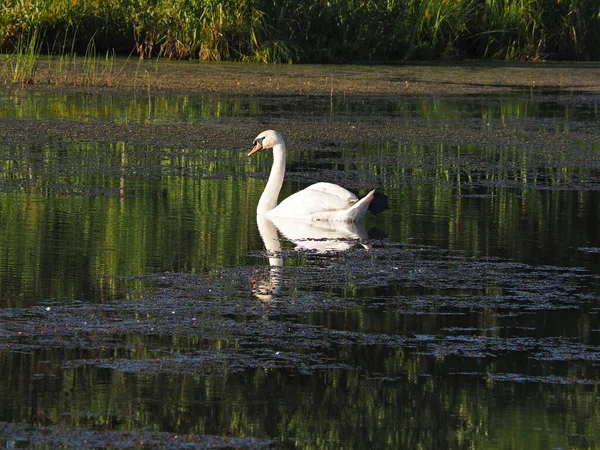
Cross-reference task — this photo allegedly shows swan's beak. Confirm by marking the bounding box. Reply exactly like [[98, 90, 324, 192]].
[[248, 141, 263, 157]]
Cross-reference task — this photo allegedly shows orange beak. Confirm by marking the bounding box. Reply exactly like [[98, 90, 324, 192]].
[[248, 141, 262, 157]]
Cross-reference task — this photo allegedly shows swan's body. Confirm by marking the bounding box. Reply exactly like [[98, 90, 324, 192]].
[[249, 130, 375, 222]]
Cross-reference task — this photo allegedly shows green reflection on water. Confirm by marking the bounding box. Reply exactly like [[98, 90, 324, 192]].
[[2, 138, 596, 306], [0, 91, 264, 124], [0, 86, 599, 449], [0, 138, 270, 306], [3, 84, 596, 126], [1, 345, 599, 449]]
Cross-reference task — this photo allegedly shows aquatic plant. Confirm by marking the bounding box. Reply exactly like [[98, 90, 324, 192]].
[[8, 26, 43, 84], [53, 26, 79, 85], [43, 27, 119, 87], [81, 35, 117, 86], [478, 0, 545, 59], [0, 0, 599, 63], [405, 0, 478, 59]]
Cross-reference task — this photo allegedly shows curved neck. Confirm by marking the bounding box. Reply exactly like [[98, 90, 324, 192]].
[[257, 142, 286, 215]]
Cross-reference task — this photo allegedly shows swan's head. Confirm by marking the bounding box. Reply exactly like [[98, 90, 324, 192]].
[[248, 130, 284, 157]]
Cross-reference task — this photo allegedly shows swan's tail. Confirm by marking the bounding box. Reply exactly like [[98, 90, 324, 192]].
[[342, 189, 375, 222]]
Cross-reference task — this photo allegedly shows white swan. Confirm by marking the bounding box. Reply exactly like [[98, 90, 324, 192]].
[[248, 130, 375, 222]]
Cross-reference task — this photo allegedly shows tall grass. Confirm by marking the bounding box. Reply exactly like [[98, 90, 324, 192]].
[[54, 26, 78, 85], [1, 0, 599, 64], [9, 27, 43, 84], [406, 0, 478, 59], [43, 27, 120, 87], [479, 0, 544, 59]]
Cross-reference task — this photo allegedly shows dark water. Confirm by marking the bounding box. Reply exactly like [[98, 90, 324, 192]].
[[0, 82, 599, 449]]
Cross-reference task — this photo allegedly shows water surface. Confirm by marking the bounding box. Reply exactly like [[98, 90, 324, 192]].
[[0, 72, 599, 448]]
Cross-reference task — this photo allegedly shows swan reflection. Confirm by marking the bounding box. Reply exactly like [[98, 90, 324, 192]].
[[253, 216, 370, 301]]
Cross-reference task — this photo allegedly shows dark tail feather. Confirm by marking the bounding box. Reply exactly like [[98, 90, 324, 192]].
[[368, 192, 389, 215]]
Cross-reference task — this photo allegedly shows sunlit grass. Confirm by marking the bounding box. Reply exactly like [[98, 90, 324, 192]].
[[81, 36, 118, 86], [8, 27, 43, 84], [0, 0, 598, 68]]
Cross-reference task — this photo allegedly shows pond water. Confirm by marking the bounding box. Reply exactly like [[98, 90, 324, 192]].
[[0, 79, 599, 449]]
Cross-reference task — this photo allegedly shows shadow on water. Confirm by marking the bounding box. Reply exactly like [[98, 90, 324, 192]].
[[0, 73, 600, 448]]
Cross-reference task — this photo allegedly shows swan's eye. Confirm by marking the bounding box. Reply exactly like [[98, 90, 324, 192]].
[[253, 137, 265, 146]]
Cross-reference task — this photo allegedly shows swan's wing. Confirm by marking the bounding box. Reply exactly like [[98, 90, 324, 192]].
[[306, 182, 358, 203], [273, 182, 358, 217]]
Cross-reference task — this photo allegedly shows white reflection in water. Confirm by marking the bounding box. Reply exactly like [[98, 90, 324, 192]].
[[254, 215, 370, 301]]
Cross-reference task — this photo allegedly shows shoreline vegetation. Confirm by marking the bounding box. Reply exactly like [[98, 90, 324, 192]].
[[1, 1, 599, 68], [1, 1, 599, 91], [2, 56, 600, 97]]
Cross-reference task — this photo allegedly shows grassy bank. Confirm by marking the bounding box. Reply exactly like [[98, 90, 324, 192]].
[[1, 0, 599, 65]]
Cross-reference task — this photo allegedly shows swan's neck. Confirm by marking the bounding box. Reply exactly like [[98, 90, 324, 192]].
[[257, 142, 286, 215]]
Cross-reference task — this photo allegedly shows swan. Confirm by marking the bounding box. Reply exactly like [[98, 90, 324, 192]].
[[248, 130, 375, 222]]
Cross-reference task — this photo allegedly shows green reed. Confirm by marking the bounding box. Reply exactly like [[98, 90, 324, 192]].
[[8, 27, 43, 84], [83, 36, 98, 85], [55, 26, 78, 85], [0, 0, 598, 66]]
